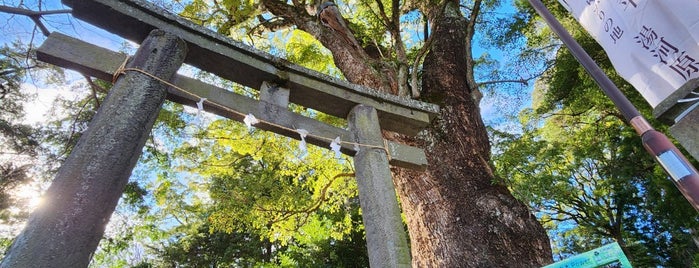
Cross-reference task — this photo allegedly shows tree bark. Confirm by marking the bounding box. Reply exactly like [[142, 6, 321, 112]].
[[389, 2, 552, 266], [0, 30, 187, 268]]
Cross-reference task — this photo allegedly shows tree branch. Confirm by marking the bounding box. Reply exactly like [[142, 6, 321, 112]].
[[82, 74, 105, 108], [476, 78, 528, 87], [388, 0, 410, 97], [410, 5, 446, 99], [0, 5, 72, 37], [475, 61, 553, 90], [58, 98, 91, 158], [260, 0, 311, 25], [251, 15, 293, 35], [464, 0, 482, 103], [0, 5, 72, 16], [255, 172, 353, 227], [372, 0, 391, 28]]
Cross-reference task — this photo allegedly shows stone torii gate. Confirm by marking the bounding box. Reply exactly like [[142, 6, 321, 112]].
[[0, 0, 439, 267]]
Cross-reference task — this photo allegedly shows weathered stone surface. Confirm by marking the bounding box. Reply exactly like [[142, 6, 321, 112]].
[[653, 78, 699, 124], [671, 107, 699, 161], [349, 105, 411, 268], [37, 33, 428, 170], [61, 0, 439, 136], [260, 81, 290, 107], [1, 30, 187, 268]]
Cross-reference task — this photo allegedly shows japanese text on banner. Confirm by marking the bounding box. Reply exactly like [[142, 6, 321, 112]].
[[558, 0, 699, 107]]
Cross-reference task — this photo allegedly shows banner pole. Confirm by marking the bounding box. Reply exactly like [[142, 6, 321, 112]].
[[528, 0, 699, 211]]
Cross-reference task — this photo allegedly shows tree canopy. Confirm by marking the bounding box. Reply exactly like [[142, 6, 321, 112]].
[[492, 0, 699, 266]]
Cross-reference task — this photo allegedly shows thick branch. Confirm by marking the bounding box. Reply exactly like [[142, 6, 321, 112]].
[[391, 0, 400, 26], [373, 0, 391, 27], [391, 0, 409, 97], [261, 0, 397, 93], [410, 5, 447, 99], [464, 0, 482, 103], [260, 0, 311, 25], [410, 31, 433, 98], [372, 0, 409, 96]]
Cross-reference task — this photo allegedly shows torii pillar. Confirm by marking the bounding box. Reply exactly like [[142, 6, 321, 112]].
[[0, 30, 187, 268], [349, 104, 411, 267]]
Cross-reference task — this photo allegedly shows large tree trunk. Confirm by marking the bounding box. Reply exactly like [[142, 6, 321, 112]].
[[262, 0, 552, 266], [390, 3, 552, 266]]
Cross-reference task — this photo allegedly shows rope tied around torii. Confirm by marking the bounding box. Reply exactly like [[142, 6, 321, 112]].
[[112, 56, 393, 160]]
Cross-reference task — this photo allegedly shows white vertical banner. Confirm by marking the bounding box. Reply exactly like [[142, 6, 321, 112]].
[[557, 0, 699, 107]]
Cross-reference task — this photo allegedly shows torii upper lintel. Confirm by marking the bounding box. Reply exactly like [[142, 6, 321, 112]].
[[61, 0, 439, 137]]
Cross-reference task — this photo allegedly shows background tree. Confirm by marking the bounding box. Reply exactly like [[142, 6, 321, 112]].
[[0, 37, 73, 253], [0, 42, 36, 210], [492, 0, 699, 266], [0, 42, 41, 235]]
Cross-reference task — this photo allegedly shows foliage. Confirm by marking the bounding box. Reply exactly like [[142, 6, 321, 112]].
[[150, 203, 368, 267], [493, 1, 699, 266], [139, 110, 367, 264], [0, 41, 56, 224], [0, 50, 34, 213], [284, 29, 339, 76]]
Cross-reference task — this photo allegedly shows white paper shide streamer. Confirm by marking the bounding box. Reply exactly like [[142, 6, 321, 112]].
[[196, 98, 207, 113], [330, 136, 342, 159], [194, 98, 207, 125], [296, 129, 309, 155], [243, 113, 259, 129]]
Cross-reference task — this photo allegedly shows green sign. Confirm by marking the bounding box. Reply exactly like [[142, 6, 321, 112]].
[[543, 242, 632, 268]]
